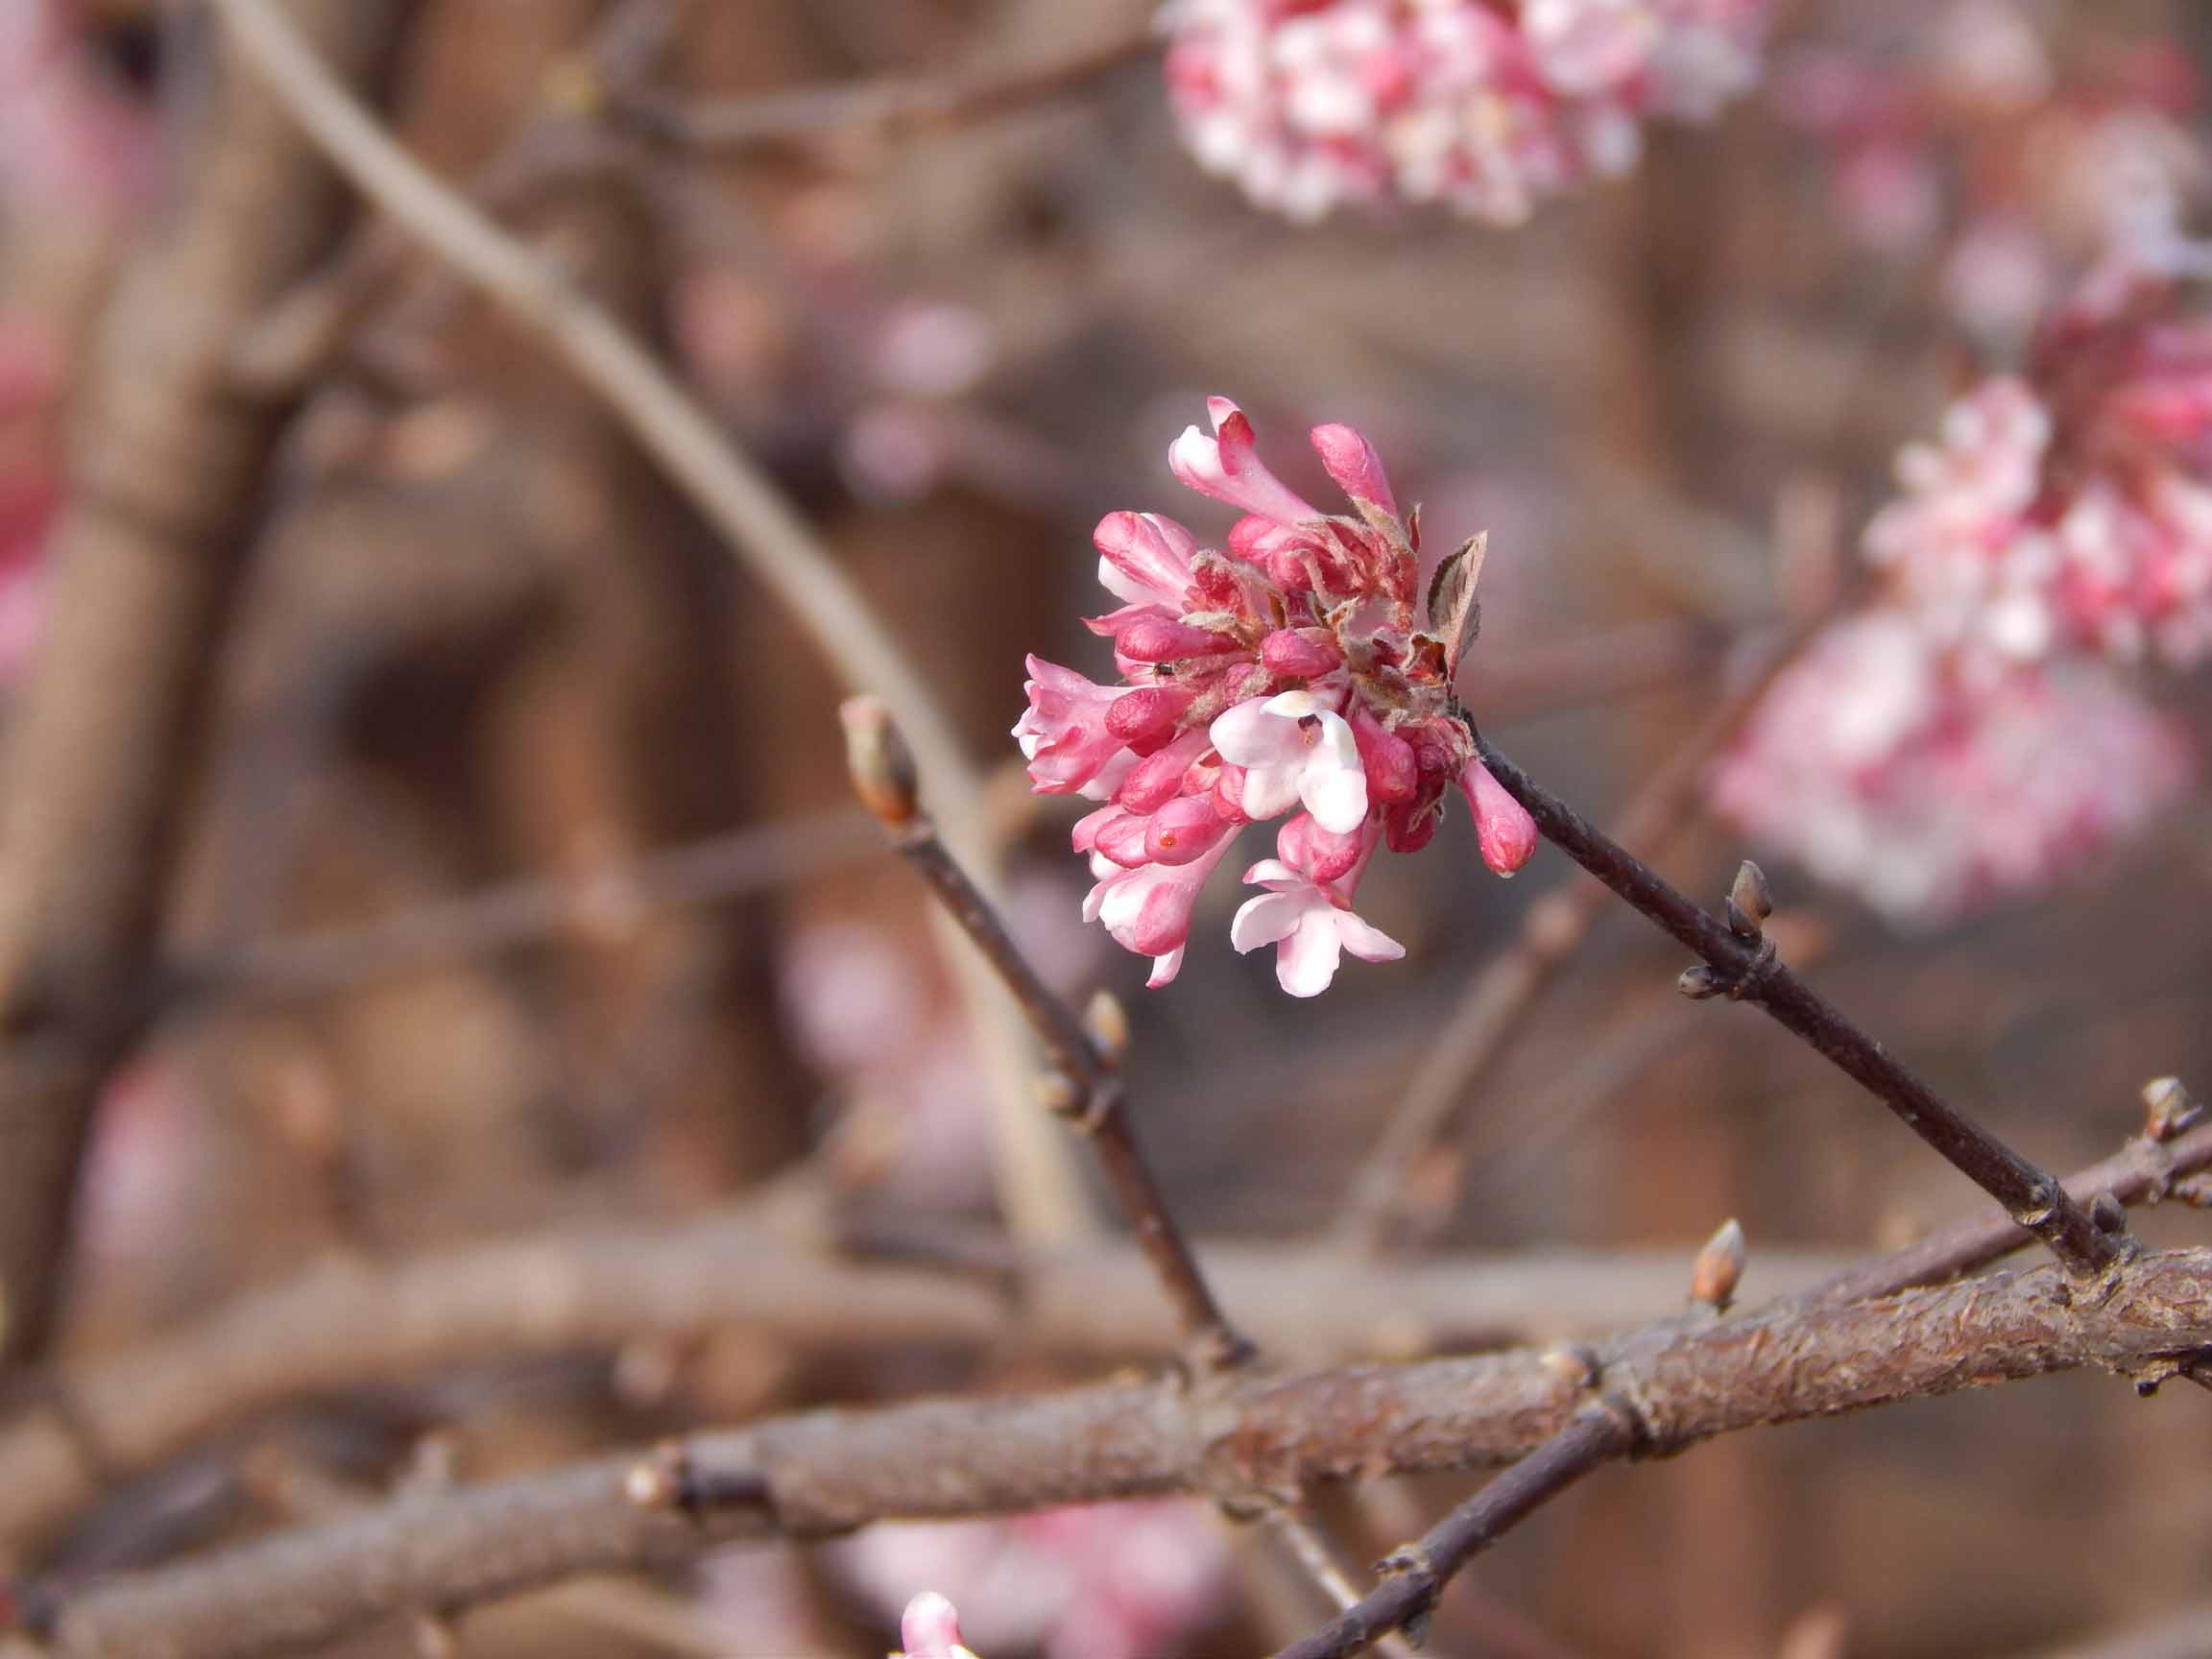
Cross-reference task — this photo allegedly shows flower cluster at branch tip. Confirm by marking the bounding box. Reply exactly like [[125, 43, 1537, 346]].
[[1712, 268, 2210, 924], [1017, 399, 1536, 995], [1163, 0, 1772, 224]]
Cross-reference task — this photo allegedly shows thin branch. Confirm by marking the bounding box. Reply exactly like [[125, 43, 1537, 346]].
[[1269, 1407, 1632, 1659], [1337, 619, 1819, 1252], [1471, 733, 2126, 1281], [1264, 1511, 1426, 1659], [841, 696, 1248, 1374], [612, 28, 1158, 155], [158, 807, 877, 1008], [204, 0, 1094, 1243], [36, 1246, 2212, 1658]]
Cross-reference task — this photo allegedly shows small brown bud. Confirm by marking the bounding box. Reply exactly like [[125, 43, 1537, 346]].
[[1678, 963, 1728, 1000], [1691, 1217, 1745, 1311], [2091, 1192, 2128, 1235], [2142, 1075, 2202, 1143], [1540, 1344, 1600, 1390], [624, 1445, 688, 1510], [1082, 990, 1131, 1067], [1034, 1071, 1081, 1117], [838, 695, 920, 827], [1730, 860, 1773, 924]]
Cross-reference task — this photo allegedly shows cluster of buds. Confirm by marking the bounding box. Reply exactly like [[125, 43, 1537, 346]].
[[1775, 0, 2202, 342], [1163, 0, 1772, 224], [1016, 399, 1536, 995], [1709, 613, 2194, 924]]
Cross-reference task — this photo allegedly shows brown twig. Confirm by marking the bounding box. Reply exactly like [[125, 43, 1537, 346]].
[[840, 697, 1248, 1374], [1471, 733, 2126, 1282], [157, 807, 877, 1008], [36, 1245, 2212, 1658], [1335, 619, 1820, 1253], [611, 28, 1158, 156], [1269, 1407, 1633, 1659]]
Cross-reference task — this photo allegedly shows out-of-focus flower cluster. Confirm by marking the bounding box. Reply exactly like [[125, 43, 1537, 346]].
[[1714, 271, 2209, 924], [1016, 398, 1536, 995], [1776, 0, 2202, 343], [844, 1503, 1224, 1659], [1163, 0, 1772, 224]]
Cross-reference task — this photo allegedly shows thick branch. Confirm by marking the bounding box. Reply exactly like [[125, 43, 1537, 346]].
[[0, 0, 414, 1364], [37, 1248, 2212, 1658], [1472, 734, 2123, 1280]]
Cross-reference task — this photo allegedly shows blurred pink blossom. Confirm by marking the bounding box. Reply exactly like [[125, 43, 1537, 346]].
[[1709, 613, 2195, 924], [1163, 0, 1770, 223], [836, 1501, 1225, 1659], [0, 0, 156, 220]]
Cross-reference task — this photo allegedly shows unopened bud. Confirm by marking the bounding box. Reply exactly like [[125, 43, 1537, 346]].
[[1034, 1071, 1080, 1117], [2142, 1076, 2202, 1142], [624, 1443, 689, 1510], [1678, 964, 1728, 1000], [839, 695, 920, 827], [1691, 1217, 1745, 1310], [1082, 990, 1130, 1066], [2091, 1192, 2128, 1235], [1540, 1343, 1600, 1390], [1727, 861, 1771, 938]]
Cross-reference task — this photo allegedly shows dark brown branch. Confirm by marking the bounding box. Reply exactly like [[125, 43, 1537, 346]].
[[1269, 1407, 1632, 1659], [1471, 733, 2125, 1281], [1338, 620, 1818, 1253], [842, 698, 1249, 1372], [0, 0, 416, 1365], [37, 1246, 2212, 1658], [612, 28, 1157, 156]]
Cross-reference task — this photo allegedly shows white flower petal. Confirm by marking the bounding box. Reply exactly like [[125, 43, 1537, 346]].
[[1231, 890, 1306, 952], [1275, 913, 1344, 997], [1145, 947, 1186, 988], [1334, 911, 1407, 964], [1210, 697, 1297, 766]]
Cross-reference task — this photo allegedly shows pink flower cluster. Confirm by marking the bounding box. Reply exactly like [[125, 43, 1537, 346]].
[[1016, 399, 1535, 995], [1866, 276, 2212, 672], [1776, 0, 2202, 341], [1163, 0, 1771, 223], [1709, 614, 2193, 924], [1715, 272, 2209, 922]]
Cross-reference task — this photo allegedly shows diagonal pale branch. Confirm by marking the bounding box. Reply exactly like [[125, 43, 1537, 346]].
[[203, 0, 1094, 1242], [34, 1246, 2212, 1658], [1472, 733, 2124, 1281]]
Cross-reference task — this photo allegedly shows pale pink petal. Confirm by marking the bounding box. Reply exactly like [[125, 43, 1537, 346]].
[[1230, 889, 1305, 952], [1274, 911, 1344, 998], [1334, 911, 1407, 964]]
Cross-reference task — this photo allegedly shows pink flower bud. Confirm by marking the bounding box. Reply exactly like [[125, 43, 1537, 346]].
[[899, 1592, 974, 1659], [1094, 511, 1200, 608], [1275, 811, 1364, 885], [1145, 795, 1238, 865], [1106, 685, 1197, 755], [1349, 706, 1419, 804], [1117, 729, 1211, 814], [1169, 398, 1320, 526], [1114, 616, 1242, 663], [1460, 758, 1539, 876], [1261, 628, 1342, 678], [1310, 422, 1398, 515]]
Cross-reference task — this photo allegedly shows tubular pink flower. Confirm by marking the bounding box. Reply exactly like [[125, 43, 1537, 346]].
[[1309, 422, 1398, 514], [1014, 657, 1129, 798], [1094, 511, 1201, 609], [1231, 820, 1403, 997], [1168, 398, 1319, 526], [1084, 830, 1243, 986], [1459, 757, 1540, 875], [1349, 706, 1419, 803], [1210, 689, 1368, 832], [1112, 614, 1245, 663], [1144, 793, 1242, 866], [898, 1592, 979, 1659]]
